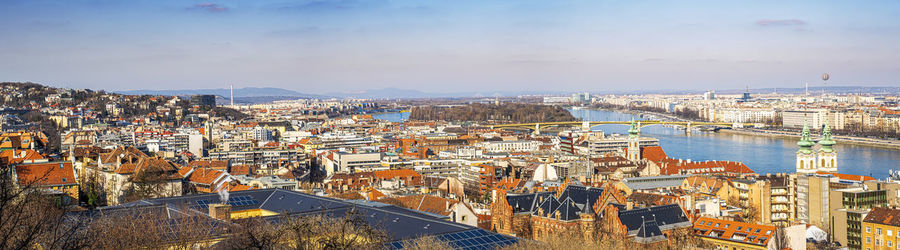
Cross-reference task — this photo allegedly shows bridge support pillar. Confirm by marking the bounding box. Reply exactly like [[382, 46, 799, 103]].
[[685, 122, 692, 135], [534, 123, 541, 135], [582, 121, 590, 131]]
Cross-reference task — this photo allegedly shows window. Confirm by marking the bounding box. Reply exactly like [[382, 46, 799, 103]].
[[868, 226, 872, 233], [879, 228, 883, 235], [716, 223, 720, 227], [878, 239, 882, 246], [766, 230, 772, 235], [889, 240, 893, 247], [868, 237, 872, 244], [724, 224, 730, 228]]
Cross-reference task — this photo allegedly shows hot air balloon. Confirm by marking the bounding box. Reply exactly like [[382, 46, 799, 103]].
[[822, 73, 829, 81]]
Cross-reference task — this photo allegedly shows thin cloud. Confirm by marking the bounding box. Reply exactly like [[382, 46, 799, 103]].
[[190, 3, 228, 13], [756, 19, 806, 27]]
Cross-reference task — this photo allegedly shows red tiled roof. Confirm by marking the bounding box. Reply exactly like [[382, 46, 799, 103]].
[[372, 169, 421, 179], [816, 171, 875, 181], [864, 207, 900, 226], [693, 217, 776, 247], [0, 149, 45, 164], [187, 167, 226, 185], [15, 162, 76, 186], [188, 160, 228, 170], [229, 165, 254, 176], [382, 194, 461, 216], [641, 146, 668, 162]]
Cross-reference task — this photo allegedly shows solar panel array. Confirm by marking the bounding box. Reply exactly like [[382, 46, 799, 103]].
[[386, 229, 518, 250], [195, 195, 261, 210]]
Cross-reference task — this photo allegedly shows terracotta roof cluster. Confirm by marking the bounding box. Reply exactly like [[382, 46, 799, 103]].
[[384, 194, 464, 216], [372, 169, 422, 181], [683, 176, 726, 193], [693, 217, 776, 247], [99, 146, 148, 164], [14, 162, 76, 186], [0, 149, 45, 164], [628, 192, 680, 207], [187, 160, 229, 170], [114, 156, 181, 177], [640, 146, 668, 162], [0, 131, 48, 149], [227, 165, 255, 176], [816, 171, 875, 182], [641, 146, 755, 176], [863, 207, 900, 226]]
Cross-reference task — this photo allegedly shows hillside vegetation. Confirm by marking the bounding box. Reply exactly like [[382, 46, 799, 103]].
[[410, 103, 576, 123]]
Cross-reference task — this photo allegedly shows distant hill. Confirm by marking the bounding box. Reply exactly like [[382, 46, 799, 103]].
[[118, 87, 327, 99], [328, 88, 573, 99]]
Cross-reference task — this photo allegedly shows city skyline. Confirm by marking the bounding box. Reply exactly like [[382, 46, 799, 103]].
[[2, 1, 899, 94]]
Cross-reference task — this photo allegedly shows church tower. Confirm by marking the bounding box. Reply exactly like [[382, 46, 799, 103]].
[[627, 119, 641, 162], [796, 120, 817, 174], [816, 116, 838, 173]]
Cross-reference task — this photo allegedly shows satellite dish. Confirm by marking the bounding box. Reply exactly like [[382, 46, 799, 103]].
[[822, 73, 830, 81]]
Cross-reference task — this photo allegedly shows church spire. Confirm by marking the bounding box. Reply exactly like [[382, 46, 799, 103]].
[[628, 119, 640, 138], [819, 115, 836, 152], [797, 119, 814, 154]]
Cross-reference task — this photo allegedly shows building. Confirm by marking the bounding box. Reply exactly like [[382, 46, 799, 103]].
[[796, 119, 838, 174], [831, 187, 887, 249], [588, 137, 659, 156], [783, 109, 845, 130], [626, 120, 640, 161], [692, 217, 776, 249], [13, 162, 79, 205], [862, 207, 900, 250], [88, 188, 519, 249], [383, 194, 478, 227], [477, 140, 540, 153]]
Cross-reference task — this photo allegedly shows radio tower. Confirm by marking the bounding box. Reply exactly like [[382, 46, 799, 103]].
[[230, 84, 234, 108]]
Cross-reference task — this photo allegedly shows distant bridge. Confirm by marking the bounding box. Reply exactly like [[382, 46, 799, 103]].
[[488, 120, 757, 134]]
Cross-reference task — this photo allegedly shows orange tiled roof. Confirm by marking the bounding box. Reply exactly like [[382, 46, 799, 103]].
[[229, 165, 254, 176], [641, 146, 668, 162], [115, 157, 180, 176], [187, 167, 227, 185], [864, 207, 900, 226], [372, 169, 421, 179], [188, 160, 229, 170], [0, 149, 45, 164], [816, 171, 875, 181], [15, 162, 76, 186], [693, 217, 776, 247], [383, 194, 460, 216]]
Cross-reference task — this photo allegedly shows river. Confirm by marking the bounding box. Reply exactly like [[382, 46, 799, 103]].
[[375, 109, 900, 178]]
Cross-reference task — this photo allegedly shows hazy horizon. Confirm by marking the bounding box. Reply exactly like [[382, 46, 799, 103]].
[[2, 1, 899, 94]]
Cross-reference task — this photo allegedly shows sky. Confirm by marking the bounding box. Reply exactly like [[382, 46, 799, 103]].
[[1, 0, 899, 94]]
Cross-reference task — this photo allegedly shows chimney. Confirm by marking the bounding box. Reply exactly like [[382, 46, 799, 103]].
[[209, 204, 232, 222]]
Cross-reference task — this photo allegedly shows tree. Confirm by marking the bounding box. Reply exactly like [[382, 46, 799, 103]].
[[772, 226, 790, 250]]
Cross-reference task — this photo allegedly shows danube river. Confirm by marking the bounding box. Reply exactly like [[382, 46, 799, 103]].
[[375, 109, 900, 178]]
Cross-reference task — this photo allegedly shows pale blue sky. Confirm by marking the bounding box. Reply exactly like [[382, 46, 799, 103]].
[[1, 0, 898, 94]]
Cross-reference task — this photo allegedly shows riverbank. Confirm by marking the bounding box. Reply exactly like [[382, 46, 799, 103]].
[[719, 128, 900, 151], [586, 107, 900, 151]]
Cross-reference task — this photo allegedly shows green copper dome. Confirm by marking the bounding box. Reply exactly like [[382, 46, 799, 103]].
[[797, 121, 814, 153], [819, 116, 836, 152], [628, 119, 640, 137]]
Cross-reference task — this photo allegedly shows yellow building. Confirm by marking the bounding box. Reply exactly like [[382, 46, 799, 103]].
[[861, 207, 900, 250]]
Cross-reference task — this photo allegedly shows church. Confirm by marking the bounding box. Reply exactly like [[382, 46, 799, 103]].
[[796, 118, 837, 173]]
